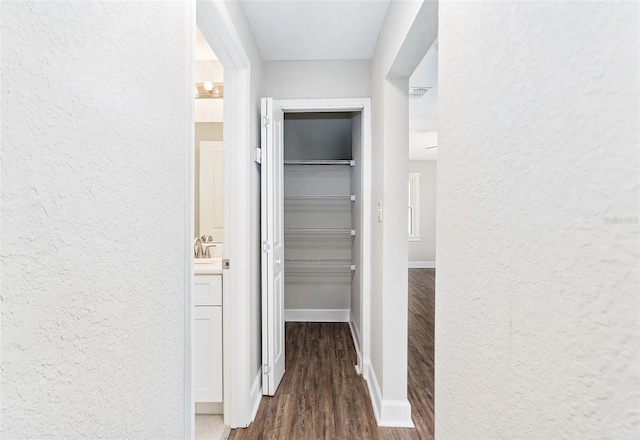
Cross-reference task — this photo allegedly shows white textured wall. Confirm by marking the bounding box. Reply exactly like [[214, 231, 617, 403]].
[[262, 60, 370, 99], [1, 2, 190, 437], [408, 160, 436, 263], [436, 2, 639, 438]]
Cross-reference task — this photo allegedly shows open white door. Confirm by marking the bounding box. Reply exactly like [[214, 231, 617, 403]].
[[260, 97, 285, 396]]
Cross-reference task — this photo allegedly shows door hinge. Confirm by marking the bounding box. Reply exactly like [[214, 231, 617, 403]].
[[262, 241, 271, 252], [263, 115, 270, 127], [255, 147, 262, 164], [263, 364, 271, 375]]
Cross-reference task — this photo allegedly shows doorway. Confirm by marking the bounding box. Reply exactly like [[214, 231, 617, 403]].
[[405, 37, 438, 438], [187, 1, 255, 436], [260, 98, 372, 395]]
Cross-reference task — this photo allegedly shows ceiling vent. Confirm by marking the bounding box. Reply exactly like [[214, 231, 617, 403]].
[[409, 87, 432, 99]]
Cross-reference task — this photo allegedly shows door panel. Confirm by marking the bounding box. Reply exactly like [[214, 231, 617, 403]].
[[261, 97, 285, 396], [194, 306, 223, 402]]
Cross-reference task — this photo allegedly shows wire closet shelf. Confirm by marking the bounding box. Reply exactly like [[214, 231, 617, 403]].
[[284, 228, 356, 238], [284, 259, 356, 273], [284, 160, 355, 166]]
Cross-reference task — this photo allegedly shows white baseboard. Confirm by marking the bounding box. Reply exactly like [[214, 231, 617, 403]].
[[250, 368, 262, 422], [284, 309, 350, 322], [408, 260, 435, 269], [365, 364, 415, 428], [348, 312, 363, 374]]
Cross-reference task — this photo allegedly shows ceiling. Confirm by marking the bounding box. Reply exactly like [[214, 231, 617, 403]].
[[230, 1, 438, 160], [239, 0, 391, 61]]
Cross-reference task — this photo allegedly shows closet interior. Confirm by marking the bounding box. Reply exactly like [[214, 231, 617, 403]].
[[283, 111, 363, 323]]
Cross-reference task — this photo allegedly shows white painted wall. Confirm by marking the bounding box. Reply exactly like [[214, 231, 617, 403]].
[[408, 160, 436, 264], [436, 2, 639, 438], [262, 60, 370, 99], [1, 2, 190, 437], [369, 0, 435, 426]]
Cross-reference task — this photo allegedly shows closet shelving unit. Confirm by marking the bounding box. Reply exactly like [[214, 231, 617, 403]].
[[283, 160, 356, 275]]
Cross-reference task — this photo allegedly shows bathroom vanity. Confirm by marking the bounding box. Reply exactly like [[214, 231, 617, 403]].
[[194, 259, 223, 412]]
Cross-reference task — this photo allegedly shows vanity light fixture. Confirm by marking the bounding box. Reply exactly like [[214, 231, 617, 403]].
[[195, 82, 224, 99]]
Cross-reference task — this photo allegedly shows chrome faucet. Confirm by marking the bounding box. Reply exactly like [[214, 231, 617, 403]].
[[194, 237, 205, 258]]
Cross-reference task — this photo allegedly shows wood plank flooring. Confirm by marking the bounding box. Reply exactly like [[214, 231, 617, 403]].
[[229, 269, 435, 440]]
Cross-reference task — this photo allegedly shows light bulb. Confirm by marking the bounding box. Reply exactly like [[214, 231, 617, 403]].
[[203, 81, 214, 92]]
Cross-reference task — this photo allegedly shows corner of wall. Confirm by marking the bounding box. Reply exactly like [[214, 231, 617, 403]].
[[365, 363, 414, 428]]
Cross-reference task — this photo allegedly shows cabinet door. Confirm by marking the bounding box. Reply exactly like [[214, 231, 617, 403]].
[[194, 275, 222, 306], [194, 306, 223, 403]]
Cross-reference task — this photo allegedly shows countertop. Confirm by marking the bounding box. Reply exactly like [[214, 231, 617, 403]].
[[194, 257, 223, 275]]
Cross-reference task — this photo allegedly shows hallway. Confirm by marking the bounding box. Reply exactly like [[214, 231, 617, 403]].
[[230, 268, 435, 439]]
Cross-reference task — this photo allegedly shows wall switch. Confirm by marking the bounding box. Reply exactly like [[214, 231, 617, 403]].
[[377, 201, 383, 222]]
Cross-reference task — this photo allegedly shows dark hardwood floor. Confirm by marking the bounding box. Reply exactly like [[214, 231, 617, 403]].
[[229, 269, 435, 440]]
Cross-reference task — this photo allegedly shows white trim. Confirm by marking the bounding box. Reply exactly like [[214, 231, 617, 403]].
[[197, 0, 253, 430], [285, 309, 350, 322], [408, 261, 436, 269], [348, 312, 363, 374], [408, 237, 421, 242], [185, 1, 196, 438], [365, 363, 383, 424], [250, 368, 262, 421], [365, 364, 415, 428]]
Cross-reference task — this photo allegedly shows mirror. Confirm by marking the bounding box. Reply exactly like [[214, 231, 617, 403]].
[[195, 26, 224, 244]]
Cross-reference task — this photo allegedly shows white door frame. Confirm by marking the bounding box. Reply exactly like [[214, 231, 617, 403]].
[[270, 98, 372, 378], [186, 0, 253, 435]]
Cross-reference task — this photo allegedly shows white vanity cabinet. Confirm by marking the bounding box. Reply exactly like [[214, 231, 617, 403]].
[[194, 274, 223, 404]]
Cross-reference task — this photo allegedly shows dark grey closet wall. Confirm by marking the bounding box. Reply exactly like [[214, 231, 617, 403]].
[[284, 113, 352, 160]]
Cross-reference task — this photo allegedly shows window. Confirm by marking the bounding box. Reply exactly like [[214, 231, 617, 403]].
[[408, 172, 420, 241]]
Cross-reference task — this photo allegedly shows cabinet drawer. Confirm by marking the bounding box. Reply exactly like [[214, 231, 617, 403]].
[[194, 275, 222, 306]]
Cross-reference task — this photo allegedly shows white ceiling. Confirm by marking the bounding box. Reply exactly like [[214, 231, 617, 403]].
[[196, 26, 218, 61], [230, 2, 438, 159], [409, 39, 438, 160], [240, 0, 391, 61]]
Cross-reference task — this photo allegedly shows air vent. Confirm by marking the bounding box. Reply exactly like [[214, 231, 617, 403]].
[[409, 87, 432, 99]]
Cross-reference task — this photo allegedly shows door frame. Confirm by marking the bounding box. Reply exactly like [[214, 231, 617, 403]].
[[187, 0, 253, 435], [267, 98, 372, 379]]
